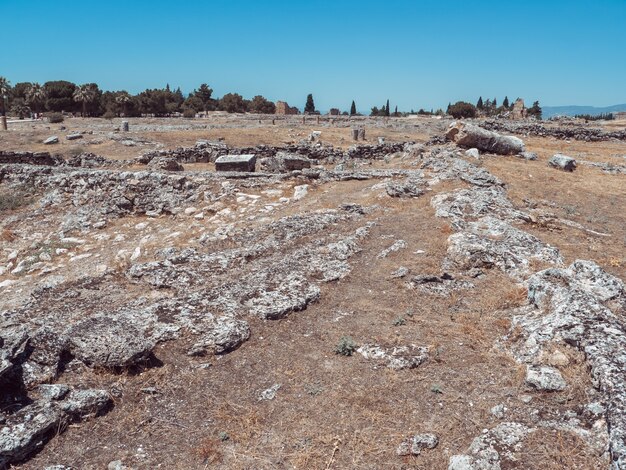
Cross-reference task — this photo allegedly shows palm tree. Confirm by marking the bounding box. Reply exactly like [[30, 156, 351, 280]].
[[26, 83, 47, 114], [115, 92, 131, 117], [73, 84, 96, 117], [0, 77, 10, 125]]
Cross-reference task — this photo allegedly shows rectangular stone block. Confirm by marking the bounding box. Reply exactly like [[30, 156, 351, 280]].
[[215, 154, 256, 172]]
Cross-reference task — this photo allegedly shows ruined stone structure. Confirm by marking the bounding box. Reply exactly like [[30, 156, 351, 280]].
[[275, 101, 299, 115], [511, 98, 527, 120]]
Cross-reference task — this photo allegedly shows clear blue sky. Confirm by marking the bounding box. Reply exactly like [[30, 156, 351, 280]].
[[2, 0, 625, 112]]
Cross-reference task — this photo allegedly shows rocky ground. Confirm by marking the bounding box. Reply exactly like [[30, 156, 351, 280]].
[[1, 115, 625, 469]]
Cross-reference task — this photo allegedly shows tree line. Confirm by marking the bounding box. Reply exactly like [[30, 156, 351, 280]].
[[446, 97, 542, 120], [0, 78, 280, 118], [0, 76, 543, 120]]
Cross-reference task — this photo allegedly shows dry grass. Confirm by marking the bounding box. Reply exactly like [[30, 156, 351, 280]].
[[0, 190, 32, 212], [520, 428, 608, 469]]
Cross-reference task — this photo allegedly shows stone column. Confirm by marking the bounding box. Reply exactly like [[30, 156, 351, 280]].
[[358, 128, 366, 141], [352, 128, 359, 141], [121, 121, 129, 132]]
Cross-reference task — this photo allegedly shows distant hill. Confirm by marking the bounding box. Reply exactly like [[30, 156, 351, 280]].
[[542, 104, 626, 119]]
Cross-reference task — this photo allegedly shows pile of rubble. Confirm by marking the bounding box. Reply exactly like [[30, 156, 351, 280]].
[[482, 119, 626, 142]]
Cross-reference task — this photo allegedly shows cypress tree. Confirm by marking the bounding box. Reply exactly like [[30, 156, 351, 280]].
[[304, 94, 315, 114], [350, 100, 356, 116], [477, 96, 484, 110], [503, 96, 510, 109], [385, 99, 390, 117]]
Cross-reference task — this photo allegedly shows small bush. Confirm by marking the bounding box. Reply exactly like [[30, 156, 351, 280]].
[[103, 110, 116, 120], [0, 190, 32, 212], [335, 336, 357, 356], [183, 108, 196, 118], [47, 112, 64, 123]]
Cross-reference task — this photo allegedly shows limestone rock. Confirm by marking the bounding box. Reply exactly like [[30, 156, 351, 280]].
[[386, 178, 425, 198], [67, 316, 154, 367], [215, 154, 256, 172], [357, 344, 428, 370], [148, 157, 184, 171], [525, 365, 566, 391], [448, 423, 531, 470], [548, 154, 576, 171], [446, 216, 563, 280], [465, 148, 480, 159], [397, 433, 439, 456], [446, 122, 525, 155]]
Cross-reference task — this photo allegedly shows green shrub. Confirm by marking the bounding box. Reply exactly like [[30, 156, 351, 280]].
[[334, 336, 357, 356], [103, 110, 115, 120], [183, 108, 196, 118], [447, 101, 477, 119], [47, 112, 64, 123]]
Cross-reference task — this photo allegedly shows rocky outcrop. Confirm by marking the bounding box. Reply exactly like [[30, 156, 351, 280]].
[[510, 260, 626, 468], [446, 216, 563, 280], [449, 423, 532, 469], [0, 388, 110, 467], [431, 186, 530, 228]]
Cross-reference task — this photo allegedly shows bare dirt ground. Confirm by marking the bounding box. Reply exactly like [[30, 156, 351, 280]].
[[0, 115, 624, 469]]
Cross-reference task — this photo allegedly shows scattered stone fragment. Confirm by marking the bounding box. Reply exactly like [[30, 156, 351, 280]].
[[396, 433, 439, 456], [378, 240, 407, 258], [391, 267, 409, 278], [491, 404, 506, 419], [465, 148, 480, 159], [548, 154, 576, 171], [293, 184, 309, 200], [519, 151, 538, 160], [448, 423, 532, 470], [258, 384, 281, 401], [43, 136, 59, 145], [66, 133, 83, 141], [357, 344, 428, 370], [386, 178, 425, 197]]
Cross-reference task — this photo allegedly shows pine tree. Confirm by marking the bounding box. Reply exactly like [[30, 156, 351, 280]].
[[477, 97, 484, 110], [528, 101, 542, 120], [350, 100, 356, 116], [304, 94, 315, 113], [503, 96, 510, 109]]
